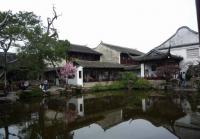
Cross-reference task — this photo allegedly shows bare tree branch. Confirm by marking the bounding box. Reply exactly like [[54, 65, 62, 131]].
[[46, 6, 60, 38]]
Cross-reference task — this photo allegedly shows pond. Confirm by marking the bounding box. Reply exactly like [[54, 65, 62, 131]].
[[0, 91, 200, 139]]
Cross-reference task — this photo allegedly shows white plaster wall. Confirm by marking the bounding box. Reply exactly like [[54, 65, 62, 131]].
[[158, 27, 199, 49], [94, 44, 121, 63], [77, 96, 84, 116], [145, 64, 157, 77], [67, 96, 84, 116], [68, 66, 83, 86]]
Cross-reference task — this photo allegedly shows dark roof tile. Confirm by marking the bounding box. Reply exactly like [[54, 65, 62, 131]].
[[100, 42, 144, 56], [131, 49, 183, 62], [74, 60, 125, 69], [69, 44, 102, 55]]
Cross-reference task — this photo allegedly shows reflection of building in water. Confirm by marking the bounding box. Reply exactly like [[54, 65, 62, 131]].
[[141, 94, 182, 112], [97, 109, 123, 131], [175, 113, 200, 139], [67, 96, 84, 117], [141, 95, 200, 139], [44, 96, 84, 126]]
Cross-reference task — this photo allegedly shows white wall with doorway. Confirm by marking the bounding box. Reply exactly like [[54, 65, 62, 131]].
[[140, 63, 157, 78], [68, 66, 83, 86]]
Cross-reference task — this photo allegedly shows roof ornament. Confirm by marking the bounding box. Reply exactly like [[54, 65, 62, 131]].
[[167, 42, 172, 58]]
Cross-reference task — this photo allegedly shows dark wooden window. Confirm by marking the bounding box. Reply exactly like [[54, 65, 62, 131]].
[[79, 71, 82, 79], [151, 65, 156, 71], [80, 104, 83, 112]]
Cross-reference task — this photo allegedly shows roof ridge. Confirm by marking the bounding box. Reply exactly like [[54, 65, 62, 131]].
[[155, 26, 199, 50], [70, 43, 88, 47], [70, 44, 102, 55], [101, 41, 138, 51], [75, 59, 122, 64]]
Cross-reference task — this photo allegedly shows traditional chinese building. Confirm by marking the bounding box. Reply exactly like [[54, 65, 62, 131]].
[[45, 44, 125, 87], [155, 26, 199, 72], [68, 60, 124, 87], [68, 44, 102, 61], [134, 26, 199, 79], [94, 41, 144, 65], [132, 49, 183, 79]]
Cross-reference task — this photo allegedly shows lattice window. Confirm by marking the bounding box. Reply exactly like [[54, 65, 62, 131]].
[[186, 48, 199, 58]]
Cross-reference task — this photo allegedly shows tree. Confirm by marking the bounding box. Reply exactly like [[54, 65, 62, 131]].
[[60, 62, 76, 84], [121, 72, 138, 90], [18, 6, 70, 79], [0, 11, 41, 94]]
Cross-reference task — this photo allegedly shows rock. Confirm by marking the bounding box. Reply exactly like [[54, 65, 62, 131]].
[[47, 86, 65, 96], [0, 91, 19, 103]]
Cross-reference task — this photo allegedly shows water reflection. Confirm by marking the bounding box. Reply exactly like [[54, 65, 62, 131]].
[[141, 94, 200, 139], [0, 92, 200, 139], [73, 119, 178, 139]]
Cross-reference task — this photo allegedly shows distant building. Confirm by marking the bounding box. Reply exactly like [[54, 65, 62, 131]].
[[68, 60, 124, 87], [94, 41, 144, 65], [68, 44, 102, 61], [133, 49, 182, 78], [136, 26, 199, 78], [67, 42, 144, 87], [45, 44, 125, 86]]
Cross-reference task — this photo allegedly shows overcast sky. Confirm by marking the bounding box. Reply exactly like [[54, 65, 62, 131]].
[[0, 0, 198, 53]]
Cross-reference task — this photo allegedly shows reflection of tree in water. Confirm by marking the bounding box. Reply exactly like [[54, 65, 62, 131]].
[[65, 103, 78, 124], [123, 97, 185, 135], [26, 98, 75, 139]]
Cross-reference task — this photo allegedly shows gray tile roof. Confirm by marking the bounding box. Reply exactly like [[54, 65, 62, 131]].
[[100, 42, 144, 56], [74, 60, 125, 69], [69, 44, 102, 55], [124, 65, 140, 70], [131, 49, 183, 62]]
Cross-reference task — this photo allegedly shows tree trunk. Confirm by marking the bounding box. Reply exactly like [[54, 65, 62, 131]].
[[4, 50, 7, 95], [50, 59, 61, 79]]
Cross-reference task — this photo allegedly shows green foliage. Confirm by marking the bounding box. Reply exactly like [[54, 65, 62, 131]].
[[0, 10, 70, 79], [194, 79, 200, 92], [0, 11, 41, 39], [134, 78, 152, 89], [186, 64, 200, 81], [91, 81, 125, 92], [15, 9, 70, 78], [121, 72, 138, 87], [120, 72, 152, 90], [91, 73, 152, 92]]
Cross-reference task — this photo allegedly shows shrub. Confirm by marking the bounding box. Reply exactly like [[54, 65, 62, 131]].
[[134, 78, 152, 89], [194, 79, 200, 92], [19, 87, 43, 99], [91, 84, 105, 92], [121, 72, 138, 88], [92, 81, 125, 92], [107, 81, 124, 90]]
